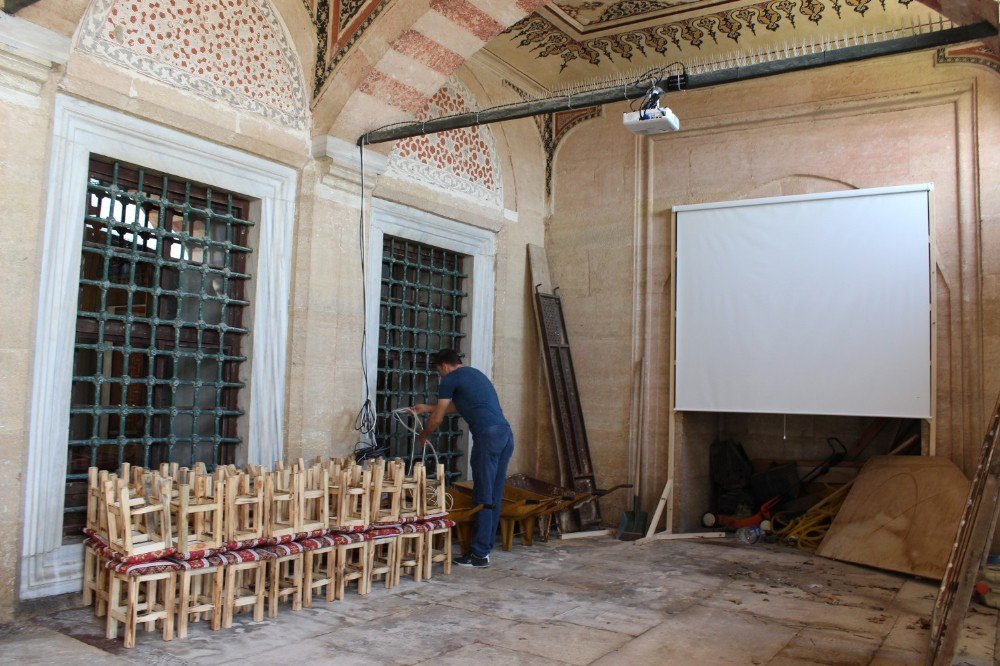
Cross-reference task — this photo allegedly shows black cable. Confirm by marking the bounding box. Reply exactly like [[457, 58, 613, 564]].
[[353, 139, 378, 454]]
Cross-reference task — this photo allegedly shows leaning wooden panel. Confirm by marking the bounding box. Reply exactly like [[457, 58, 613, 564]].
[[928, 392, 1000, 666], [816, 456, 970, 579]]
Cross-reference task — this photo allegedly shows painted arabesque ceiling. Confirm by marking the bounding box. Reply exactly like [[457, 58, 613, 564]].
[[480, 0, 951, 91]]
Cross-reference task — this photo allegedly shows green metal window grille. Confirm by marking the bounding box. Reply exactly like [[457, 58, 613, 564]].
[[376, 236, 468, 483], [63, 156, 252, 542]]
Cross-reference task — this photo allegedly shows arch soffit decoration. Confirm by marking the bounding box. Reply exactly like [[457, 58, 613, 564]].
[[73, 0, 311, 130], [310, 0, 551, 140], [385, 77, 503, 210]]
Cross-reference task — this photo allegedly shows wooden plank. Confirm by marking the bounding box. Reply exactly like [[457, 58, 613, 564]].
[[816, 456, 971, 579], [643, 479, 673, 539], [558, 529, 612, 540], [636, 531, 725, 545]]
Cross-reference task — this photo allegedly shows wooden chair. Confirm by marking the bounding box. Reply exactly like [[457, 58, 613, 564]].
[[421, 463, 448, 518], [302, 535, 338, 607], [82, 539, 110, 617], [222, 551, 271, 628], [335, 536, 369, 599], [265, 469, 298, 539], [367, 532, 398, 591], [171, 474, 224, 558], [424, 521, 454, 580], [371, 459, 403, 525], [297, 464, 329, 533], [334, 464, 370, 531], [176, 557, 225, 638], [400, 462, 422, 523], [264, 543, 305, 617], [395, 529, 424, 585], [106, 563, 178, 648], [104, 476, 173, 560], [325, 458, 347, 528], [85, 467, 111, 540], [224, 472, 265, 545]]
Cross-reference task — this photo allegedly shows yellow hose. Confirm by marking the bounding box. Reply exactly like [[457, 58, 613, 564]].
[[774, 492, 845, 552]]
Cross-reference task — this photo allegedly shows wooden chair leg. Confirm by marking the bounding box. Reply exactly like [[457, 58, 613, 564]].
[[268, 558, 280, 618], [303, 552, 314, 609], [211, 568, 224, 631], [177, 572, 191, 639], [124, 577, 140, 649], [222, 567, 237, 629], [162, 574, 175, 642], [325, 549, 337, 602], [106, 575, 121, 640], [443, 530, 452, 575], [253, 562, 266, 622]]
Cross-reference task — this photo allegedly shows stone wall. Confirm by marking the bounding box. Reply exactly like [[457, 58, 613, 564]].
[[548, 48, 1000, 530], [0, 5, 551, 618]]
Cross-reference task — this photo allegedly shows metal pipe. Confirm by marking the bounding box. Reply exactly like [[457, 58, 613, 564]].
[[358, 22, 996, 146]]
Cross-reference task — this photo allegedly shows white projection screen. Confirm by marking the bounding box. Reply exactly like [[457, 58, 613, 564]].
[[674, 185, 932, 418]]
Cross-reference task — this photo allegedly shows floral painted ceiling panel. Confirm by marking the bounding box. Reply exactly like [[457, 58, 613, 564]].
[[387, 79, 503, 209], [78, 0, 308, 128], [483, 0, 945, 90]]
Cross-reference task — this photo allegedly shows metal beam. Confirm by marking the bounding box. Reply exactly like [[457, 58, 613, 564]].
[[358, 21, 997, 146]]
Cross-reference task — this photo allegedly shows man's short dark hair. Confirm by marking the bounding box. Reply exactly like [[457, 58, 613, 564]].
[[431, 349, 462, 369]]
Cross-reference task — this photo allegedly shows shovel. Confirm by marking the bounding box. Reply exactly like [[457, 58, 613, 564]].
[[616, 494, 648, 540]]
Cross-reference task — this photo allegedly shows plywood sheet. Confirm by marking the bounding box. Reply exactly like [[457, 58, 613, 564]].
[[816, 456, 970, 579]]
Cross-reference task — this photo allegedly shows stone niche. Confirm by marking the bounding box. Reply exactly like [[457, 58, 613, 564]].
[[673, 411, 921, 531]]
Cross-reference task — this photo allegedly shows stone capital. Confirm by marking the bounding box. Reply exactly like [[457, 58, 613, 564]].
[[0, 13, 70, 105], [313, 134, 388, 195]]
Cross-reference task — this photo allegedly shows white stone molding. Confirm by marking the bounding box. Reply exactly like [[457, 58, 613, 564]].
[[0, 13, 70, 107], [0, 13, 71, 64], [21, 95, 296, 599], [365, 200, 497, 476]]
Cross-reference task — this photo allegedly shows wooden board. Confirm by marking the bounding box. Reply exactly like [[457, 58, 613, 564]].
[[816, 456, 970, 579]]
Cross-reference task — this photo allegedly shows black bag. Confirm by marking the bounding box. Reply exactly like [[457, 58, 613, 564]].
[[710, 440, 753, 492], [750, 462, 801, 505], [717, 489, 756, 517]]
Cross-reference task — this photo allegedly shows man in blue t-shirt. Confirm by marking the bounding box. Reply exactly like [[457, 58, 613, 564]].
[[410, 348, 513, 568]]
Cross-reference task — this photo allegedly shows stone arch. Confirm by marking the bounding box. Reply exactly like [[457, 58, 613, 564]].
[[73, 0, 310, 129], [384, 77, 503, 209], [315, 0, 550, 139], [745, 174, 859, 199]]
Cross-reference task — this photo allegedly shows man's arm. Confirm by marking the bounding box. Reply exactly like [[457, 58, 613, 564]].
[[410, 402, 458, 415], [419, 398, 453, 444]]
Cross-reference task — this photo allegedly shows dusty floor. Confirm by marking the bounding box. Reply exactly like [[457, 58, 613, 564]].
[[1, 536, 997, 665]]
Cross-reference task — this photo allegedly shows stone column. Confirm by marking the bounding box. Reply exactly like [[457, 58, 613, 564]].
[[283, 136, 387, 463]]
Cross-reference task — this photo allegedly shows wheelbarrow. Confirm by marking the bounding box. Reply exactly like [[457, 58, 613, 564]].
[[505, 473, 592, 542], [444, 489, 483, 556], [451, 481, 560, 551]]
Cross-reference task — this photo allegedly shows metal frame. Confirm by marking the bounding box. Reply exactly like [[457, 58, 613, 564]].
[[365, 199, 496, 483], [63, 157, 253, 539], [375, 235, 468, 481]]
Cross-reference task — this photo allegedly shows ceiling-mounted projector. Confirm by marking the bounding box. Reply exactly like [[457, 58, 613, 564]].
[[623, 104, 680, 135]]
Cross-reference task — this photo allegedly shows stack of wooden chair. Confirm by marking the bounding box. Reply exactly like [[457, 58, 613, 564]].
[[82, 456, 455, 647]]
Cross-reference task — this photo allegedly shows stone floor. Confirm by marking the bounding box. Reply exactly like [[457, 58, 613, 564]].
[[1, 536, 997, 665]]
